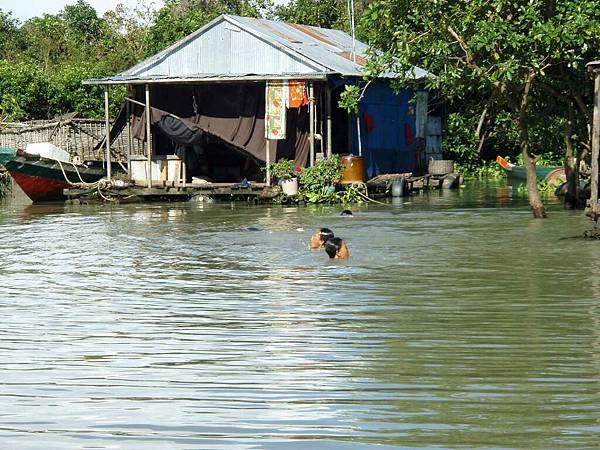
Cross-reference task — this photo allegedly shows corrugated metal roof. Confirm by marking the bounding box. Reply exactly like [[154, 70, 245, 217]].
[[85, 14, 432, 85]]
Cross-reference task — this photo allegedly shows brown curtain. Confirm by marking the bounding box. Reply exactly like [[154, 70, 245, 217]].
[[129, 83, 311, 166]]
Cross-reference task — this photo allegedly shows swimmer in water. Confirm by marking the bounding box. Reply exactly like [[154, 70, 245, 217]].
[[310, 227, 334, 249], [324, 237, 349, 259]]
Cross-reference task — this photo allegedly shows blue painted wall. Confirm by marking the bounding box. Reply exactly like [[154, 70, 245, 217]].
[[333, 79, 417, 178]]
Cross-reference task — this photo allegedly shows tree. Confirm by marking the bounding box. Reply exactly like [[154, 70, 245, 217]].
[[361, 0, 600, 218], [93, 4, 150, 72], [0, 9, 23, 59], [143, 0, 270, 56], [61, 0, 105, 49], [273, 0, 348, 30], [272, 0, 372, 36], [20, 15, 69, 69]]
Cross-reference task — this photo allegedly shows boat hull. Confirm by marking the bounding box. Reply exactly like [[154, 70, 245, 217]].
[[504, 165, 565, 182], [496, 156, 565, 182], [5, 155, 106, 202]]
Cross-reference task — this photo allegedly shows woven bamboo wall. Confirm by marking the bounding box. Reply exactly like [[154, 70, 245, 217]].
[[0, 119, 145, 161]]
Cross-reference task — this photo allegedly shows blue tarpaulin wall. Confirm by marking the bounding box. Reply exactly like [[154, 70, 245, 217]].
[[332, 78, 417, 178]]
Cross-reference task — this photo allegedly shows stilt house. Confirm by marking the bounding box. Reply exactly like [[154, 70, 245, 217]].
[[84, 14, 436, 187]]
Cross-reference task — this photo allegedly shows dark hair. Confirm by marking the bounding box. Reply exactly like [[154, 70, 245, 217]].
[[340, 209, 353, 216], [325, 237, 343, 258], [318, 227, 334, 243]]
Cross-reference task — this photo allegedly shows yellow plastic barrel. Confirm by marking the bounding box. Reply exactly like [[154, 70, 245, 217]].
[[340, 155, 365, 183]]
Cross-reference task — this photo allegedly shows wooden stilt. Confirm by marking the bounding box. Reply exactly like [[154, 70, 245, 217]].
[[326, 84, 333, 158], [309, 82, 315, 166], [126, 86, 132, 177], [104, 87, 111, 180], [266, 138, 271, 186], [145, 84, 152, 189]]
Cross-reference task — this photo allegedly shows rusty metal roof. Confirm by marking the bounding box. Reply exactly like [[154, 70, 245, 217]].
[[85, 14, 431, 85]]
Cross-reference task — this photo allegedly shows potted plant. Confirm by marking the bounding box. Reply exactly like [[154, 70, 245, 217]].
[[267, 159, 301, 195]]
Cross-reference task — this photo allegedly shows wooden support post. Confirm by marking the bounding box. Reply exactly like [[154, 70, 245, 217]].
[[145, 84, 152, 189], [266, 138, 271, 186], [326, 84, 332, 157], [126, 86, 132, 177], [104, 87, 112, 180], [309, 82, 315, 166], [591, 72, 600, 218], [356, 112, 362, 157]]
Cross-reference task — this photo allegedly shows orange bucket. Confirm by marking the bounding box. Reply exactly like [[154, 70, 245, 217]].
[[340, 155, 365, 183]]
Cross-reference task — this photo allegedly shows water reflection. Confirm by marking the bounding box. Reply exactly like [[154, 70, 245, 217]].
[[0, 181, 598, 448]]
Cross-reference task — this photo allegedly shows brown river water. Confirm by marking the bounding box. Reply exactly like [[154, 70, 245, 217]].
[[0, 181, 599, 449]]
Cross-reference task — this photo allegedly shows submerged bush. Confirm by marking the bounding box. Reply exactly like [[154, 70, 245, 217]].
[[0, 172, 11, 199]]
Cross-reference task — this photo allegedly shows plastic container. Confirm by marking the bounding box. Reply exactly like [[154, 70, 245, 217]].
[[280, 177, 298, 196], [340, 155, 365, 183], [391, 176, 407, 197]]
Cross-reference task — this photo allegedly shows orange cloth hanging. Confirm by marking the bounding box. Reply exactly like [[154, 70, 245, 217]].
[[288, 81, 309, 108]]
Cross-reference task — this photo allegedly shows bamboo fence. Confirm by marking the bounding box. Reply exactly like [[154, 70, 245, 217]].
[[0, 118, 145, 161]]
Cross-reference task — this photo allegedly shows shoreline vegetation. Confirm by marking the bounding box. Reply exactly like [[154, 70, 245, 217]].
[[0, 1, 597, 212], [267, 155, 364, 204], [0, 172, 10, 199]]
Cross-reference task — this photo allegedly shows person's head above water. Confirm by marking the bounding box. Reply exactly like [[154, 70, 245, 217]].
[[310, 228, 334, 249], [324, 237, 349, 259]]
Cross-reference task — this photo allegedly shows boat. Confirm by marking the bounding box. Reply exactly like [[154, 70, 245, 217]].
[[5, 149, 107, 202], [496, 155, 566, 183], [0, 147, 16, 166]]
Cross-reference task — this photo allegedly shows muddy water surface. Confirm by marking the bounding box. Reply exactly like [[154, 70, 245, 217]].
[[0, 182, 599, 449]]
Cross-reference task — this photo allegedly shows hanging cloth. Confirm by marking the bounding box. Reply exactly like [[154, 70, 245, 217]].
[[288, 81, 309, 109], [265, 81, 288, 139]]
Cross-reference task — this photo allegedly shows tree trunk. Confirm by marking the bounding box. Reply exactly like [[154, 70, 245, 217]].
[[518, 74, 546, 218], [564, 102, 579, 209], [521, 142, 546, 218]]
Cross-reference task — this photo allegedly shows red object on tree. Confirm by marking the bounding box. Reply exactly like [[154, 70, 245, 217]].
[[363, 112, 375, 133], [404, 123, 413, 145]]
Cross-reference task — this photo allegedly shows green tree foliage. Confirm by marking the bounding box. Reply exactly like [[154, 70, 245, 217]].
[[101, 5, 151, 71], [360, 0, 600, 217], [272, 0, 372, 36], [0, 2, 140, 121], [61, 0, 105, 48], [20, 15, 70, 70], [273, 0, 348, 30], [0, 9, 23, 59], [143, 0, 270, 56], [0, 60, 49, 120], [0, 60, 111, 120]]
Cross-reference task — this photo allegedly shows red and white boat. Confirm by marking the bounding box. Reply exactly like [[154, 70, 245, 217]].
[[5, 143, 107, 202]]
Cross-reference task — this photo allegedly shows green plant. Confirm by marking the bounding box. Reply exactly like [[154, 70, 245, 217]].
[[303, 184, 337, 203], [296, 155, 364, 204], [266, 159, 300, 181], [516, 177, 561, 198], [338, 84, 361, 114], [454, 161, 504, 180], [301, 185, 364, 204], [298, 155, 343, 192], [0, 172, 11, 199]]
